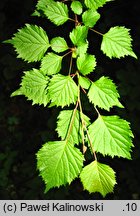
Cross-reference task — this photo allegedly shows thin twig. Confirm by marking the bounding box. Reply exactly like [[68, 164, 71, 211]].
[[65, 101, 79, 143], [86, 128, 97, 161], [68, 54, 73, 75], [90, 28, 104, 36], [77, 73, 97, 160], [62, 50, 73, 58], [94, 106, 100, 116]]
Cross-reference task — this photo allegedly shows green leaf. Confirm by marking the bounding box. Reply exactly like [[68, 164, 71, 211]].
[[88, 115, 134, 159], [79, 76, 91, 89], [101, 26, 137, 59], [70, 26, 88, 46], [76, 41, 89, 56], [50, 37, 68, 53], [6, 24, 50, 62], [48, 74, 78, 107], [11, 88, 23, 97], [71, 1, 83, 15], [77, 54, 96, 75], [84, 0, 110, 10], [40, 53, 62, 75], [36, 0, 52, 10], [82, 10, 100, 28], [56, 110, 90, 145], [20, 69, 50, 106], [44, 1, 69, 25], [88, 76, 124, 111], [37, 141, 84, 192], [32, 0, 52, 16], [80, 161, 116, 197]]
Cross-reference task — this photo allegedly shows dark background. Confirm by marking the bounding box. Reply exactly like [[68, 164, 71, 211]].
[[0, 0, 140, 199]]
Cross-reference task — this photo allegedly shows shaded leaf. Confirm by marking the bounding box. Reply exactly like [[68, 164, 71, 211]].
[[20, 69, 50, 106], [56, 110, 90, 145]]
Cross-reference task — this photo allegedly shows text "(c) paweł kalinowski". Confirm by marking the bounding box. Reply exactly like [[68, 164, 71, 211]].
[[20, 202, 103, 212]]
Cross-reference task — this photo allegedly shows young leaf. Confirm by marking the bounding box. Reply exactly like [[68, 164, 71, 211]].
[[84, 0, 111, 10], [56, 110, 90, 145], [88, 115, 134, 159], [71, 1, 83, 15], [101, 26, 137, 59], [5, 24, 50, 62], [79, 76, 91, 89], [70, 26, 88, 46], [76, 41, 89, 56], [40, 53, 62, 75], [48, 74, 78, 107], [88, 76, 124, 111], [77, 54, 96, 75], [80, 161, 116, 197], [37, 141, 84, 192], [82, 10, 100, 28], [50, 37, 68, 53], [20, 69, 50, 106], [44, 1, 69, 25]]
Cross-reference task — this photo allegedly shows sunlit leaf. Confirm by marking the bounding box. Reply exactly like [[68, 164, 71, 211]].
[[37, 141, 84, 192], [88, 115, 134, 159], [80, 161, 116, 197]]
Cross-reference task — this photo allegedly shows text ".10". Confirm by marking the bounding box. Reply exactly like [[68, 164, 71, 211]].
[[126, 203, 137, 211]]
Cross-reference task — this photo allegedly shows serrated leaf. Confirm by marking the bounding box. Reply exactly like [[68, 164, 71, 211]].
[[88, 76, 124, 111], [11, 88, 23, 97], [70, 26, 88, 46], [36, 0, 52, 11], [37, 141, 84, 192], [84, 0, 110, 10], [79, 76, 91, 89], [82, 10, 100, 28], [80, 161, 116, 197], [77, 54, 96, 75], [32, 10, 41, 17], [101, 26, 137, 59], [40, 53, 62, 75], [71, 1, 83, 15], [88, 115, 134, 159], [48, 74, 78, 107], [32, 0, 52, 16], [20, 69, 50, 106], [50, 37, 68, 53], [44, 1, 69, 25], [76, 41, 89, 56], [6, 24, 50, 62], [56, 110, 90, 145]]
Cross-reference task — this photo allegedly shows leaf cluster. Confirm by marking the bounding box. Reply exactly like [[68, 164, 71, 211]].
[[5, 0, 137, 197]]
